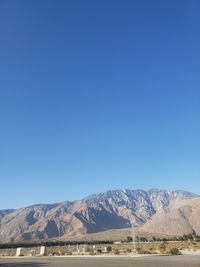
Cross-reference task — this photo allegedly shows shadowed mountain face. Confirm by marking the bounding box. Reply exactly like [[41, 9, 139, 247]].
[[0, 189, 198, 242]]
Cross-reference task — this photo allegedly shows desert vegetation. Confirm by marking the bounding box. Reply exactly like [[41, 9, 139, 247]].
[[0, 233, 200, 257]]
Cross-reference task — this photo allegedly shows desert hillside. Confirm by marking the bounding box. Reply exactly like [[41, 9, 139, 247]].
[[0, 189, 198, 242]]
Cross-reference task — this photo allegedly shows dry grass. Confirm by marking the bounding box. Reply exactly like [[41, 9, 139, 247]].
[[1, 241, 200, 257]]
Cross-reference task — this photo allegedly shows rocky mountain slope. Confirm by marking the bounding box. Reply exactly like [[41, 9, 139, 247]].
[[0, 210, 14, 220], [140, 197, 200, 236], [0, 189, 198, 242]]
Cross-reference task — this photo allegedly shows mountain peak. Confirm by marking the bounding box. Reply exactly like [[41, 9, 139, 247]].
[[0, 188, 199, 242]]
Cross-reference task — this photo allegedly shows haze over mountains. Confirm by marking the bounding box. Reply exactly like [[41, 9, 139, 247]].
[[0, 189, 199, 242]]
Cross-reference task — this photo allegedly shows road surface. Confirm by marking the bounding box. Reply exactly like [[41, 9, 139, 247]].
[[1, 255, 200, 267]]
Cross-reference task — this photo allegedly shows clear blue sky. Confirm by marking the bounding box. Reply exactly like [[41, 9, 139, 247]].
[[0, 0, 200, 209]]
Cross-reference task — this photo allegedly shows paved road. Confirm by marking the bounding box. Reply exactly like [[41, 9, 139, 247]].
[[1, 255, 200, 267]]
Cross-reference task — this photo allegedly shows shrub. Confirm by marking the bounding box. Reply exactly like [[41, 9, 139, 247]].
[[89, 251, 96, 256], [127, 236, 133, 243], [160, 244, 167, 251], [169, 248, 181, 255], [96, 249, 102, 254], [106, 246, 112, 252], [65, 252, 72, 255], [141, 250, 152, 254], [114, 249, 120, 255]]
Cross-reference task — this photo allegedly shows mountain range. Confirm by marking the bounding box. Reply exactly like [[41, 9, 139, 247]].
[[0, 189, 199, 242]]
